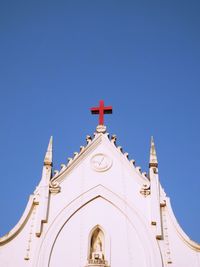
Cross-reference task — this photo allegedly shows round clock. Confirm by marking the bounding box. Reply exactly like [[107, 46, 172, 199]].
[[90, 153, 112, 172]]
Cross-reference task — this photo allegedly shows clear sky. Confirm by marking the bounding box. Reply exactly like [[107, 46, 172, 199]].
[[0, 1, 200, 242]]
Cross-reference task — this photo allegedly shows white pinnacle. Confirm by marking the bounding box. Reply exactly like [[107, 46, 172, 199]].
[[44, 136, 53, 166], [149, 136, 158, 168]]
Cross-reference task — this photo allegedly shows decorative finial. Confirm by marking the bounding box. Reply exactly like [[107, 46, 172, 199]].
[[111, 134, 117, 144], [90, 100, 113, 127], [86, 135, 92, 144], [149, 136, 158, 168], [44, 136, 53, 166]]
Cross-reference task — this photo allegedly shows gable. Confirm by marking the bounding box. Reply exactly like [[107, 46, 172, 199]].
[[48, 132, 151, 224], [1, 128, 200, 267]]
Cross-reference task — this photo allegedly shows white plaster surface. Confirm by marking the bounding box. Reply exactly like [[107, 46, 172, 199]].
[[0, 132, 199, 267]]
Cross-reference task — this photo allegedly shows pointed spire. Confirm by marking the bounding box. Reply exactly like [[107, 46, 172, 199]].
[[44, 136, 53, 166], [149, 136, 158, 168]]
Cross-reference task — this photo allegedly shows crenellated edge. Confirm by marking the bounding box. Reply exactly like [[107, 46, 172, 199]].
[[0, 133, 150, 243], [50, 132, 149, 187]]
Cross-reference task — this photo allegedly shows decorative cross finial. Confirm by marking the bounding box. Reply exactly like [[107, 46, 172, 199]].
[[90, 100, 113, 125]]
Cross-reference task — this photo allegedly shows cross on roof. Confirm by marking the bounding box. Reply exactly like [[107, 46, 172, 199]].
[[90, 100, 113, 125]]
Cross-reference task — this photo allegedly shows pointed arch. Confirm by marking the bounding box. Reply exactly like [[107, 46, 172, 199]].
[[34, 185, 163, 267]]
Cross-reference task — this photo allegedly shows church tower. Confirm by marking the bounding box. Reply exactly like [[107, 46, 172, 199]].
[[0, 100, 200, 267]]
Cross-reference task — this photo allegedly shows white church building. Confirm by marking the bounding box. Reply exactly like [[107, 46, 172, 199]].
[[0, 100, 200, 267]]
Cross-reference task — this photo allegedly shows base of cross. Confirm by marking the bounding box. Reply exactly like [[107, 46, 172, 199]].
[[96, 125, 107, 133]]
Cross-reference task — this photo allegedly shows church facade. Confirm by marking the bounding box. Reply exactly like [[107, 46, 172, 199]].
[[0, 101, 200, 267]]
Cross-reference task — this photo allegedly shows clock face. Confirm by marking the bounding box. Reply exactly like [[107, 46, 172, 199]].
[[90, 153, 112, 172]]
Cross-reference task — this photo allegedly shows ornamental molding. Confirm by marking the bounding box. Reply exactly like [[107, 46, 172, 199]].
[[49, 180, 61, 194], [50, 132, 149, 186], [140, 184, 151, 197]]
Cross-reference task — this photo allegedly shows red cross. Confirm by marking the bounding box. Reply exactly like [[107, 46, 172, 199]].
[[90, 100, 113, 125]]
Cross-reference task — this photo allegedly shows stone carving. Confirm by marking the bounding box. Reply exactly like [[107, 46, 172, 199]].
[[140, 184, 151, 197], [49, 180, 61, 194], [86, 227, 109, 267]]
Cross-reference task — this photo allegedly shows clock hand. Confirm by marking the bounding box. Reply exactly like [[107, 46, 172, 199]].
[[93, 160, 100, 165], [99, 156, 104, 166]]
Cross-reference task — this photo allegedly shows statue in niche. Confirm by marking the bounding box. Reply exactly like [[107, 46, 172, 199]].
[[90, 228, 104, 261], [93, 236, 102, 253], [86, 227, 109, 267]]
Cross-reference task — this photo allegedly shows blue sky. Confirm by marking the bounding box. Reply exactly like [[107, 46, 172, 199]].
[[0, 1, 200, 242]]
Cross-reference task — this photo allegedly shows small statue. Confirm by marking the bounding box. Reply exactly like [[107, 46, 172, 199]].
[[94, 237, 102, 252]]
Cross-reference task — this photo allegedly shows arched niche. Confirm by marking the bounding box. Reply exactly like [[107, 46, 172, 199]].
[[87, 225, 109, 267]]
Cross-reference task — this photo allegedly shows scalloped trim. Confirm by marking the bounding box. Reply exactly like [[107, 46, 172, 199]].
[[50, 132, 149, 185]]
